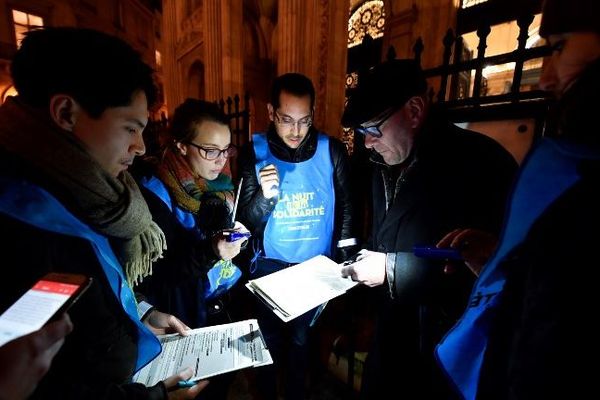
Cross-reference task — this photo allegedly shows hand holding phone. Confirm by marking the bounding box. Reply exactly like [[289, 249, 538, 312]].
[[225, 231, 252, 242], [0, 313, 73, 400], [0, 273, 92, 347]]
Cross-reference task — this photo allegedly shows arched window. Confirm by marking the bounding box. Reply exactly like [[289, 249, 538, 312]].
[[2, 86, 18, 104], [461, 0, 490, 9], [348, 1, 385, 48]]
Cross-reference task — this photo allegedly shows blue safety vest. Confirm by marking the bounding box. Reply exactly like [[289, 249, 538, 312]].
[[140, 175, 196, 230], [0, 177, 161, 372], [436, 138, 600, 399], [140, 175, 241, 300], [253, 133, 335, 263]]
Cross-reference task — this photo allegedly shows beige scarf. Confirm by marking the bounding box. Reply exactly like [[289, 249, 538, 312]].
[[0, 97, 165, 287]]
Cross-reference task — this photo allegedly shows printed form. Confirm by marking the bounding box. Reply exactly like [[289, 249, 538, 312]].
[[246, 255, 358, 322], [133, 319, 272, 386]]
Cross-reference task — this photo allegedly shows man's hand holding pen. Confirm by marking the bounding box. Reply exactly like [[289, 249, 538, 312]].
[[340, 249, 386, 287]]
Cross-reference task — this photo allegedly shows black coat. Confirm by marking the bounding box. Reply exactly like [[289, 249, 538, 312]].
[[135, 178, 220, 329], [131, 157, 238, 328], [362, 107, 518, 399], [0, 152, 166, 400]]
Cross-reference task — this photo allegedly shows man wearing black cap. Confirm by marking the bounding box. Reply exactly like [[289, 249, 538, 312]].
[[437, 0, 600, 399], [340, 59, 517, 399]]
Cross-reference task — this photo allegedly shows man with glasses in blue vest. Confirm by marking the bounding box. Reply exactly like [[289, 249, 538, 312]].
[[340, 59, 517, 399], [238, 72, 356, 400]]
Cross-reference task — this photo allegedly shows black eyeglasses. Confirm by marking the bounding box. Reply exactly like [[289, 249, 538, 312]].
[[274, 111, 313, 131], [185, 143, 238, 160], [353, 108, 397, 138]]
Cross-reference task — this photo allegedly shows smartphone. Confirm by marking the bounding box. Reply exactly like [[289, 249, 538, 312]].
[[0, 273, 92, 347]]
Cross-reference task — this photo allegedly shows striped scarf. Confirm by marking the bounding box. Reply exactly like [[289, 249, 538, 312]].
[[156, 148, 235, 217]]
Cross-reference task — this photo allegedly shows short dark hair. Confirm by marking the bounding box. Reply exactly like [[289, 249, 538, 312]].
[[169, 98, 229, 143], [11, 27, 157, 118], [270, 73, 315, 110]]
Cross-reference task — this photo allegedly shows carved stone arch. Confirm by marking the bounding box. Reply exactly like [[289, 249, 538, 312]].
[[187, 60, 205, 100]]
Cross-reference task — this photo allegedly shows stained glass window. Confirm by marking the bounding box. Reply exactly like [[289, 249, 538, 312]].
[[348, 1, 385, 48], [345, 72, 359, 89]]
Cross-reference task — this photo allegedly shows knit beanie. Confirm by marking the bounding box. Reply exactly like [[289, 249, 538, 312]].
[[540, 0, 600, 37]]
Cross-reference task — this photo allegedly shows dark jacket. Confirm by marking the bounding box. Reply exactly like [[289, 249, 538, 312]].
[[361, 106, 518, 399], [133, 160, 222, 328], [477, 58, 600, 400], [237, 126, 355, 262], [0, 152, 166, 400]]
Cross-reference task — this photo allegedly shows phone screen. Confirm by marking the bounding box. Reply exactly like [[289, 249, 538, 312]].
[[0, 274, 90, 347]]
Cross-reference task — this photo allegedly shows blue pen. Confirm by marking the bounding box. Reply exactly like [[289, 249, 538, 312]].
[[342, 252, 361, 266], [177, 380, 197, 388], [413, 245, 463, 261], [167, 380, 197, 392]]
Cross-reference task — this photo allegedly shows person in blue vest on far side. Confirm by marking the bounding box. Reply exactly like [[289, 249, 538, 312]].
[[134, 98, 249, 399], [0, 27, 207, 399], [237, 72, 357, 400], [435, 0, 600, 398]]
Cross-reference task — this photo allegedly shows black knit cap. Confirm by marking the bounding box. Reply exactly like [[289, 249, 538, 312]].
[[540, 0, 600, 37], [342, 59, 427, 128]]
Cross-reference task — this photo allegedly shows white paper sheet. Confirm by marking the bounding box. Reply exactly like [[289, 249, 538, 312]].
[[246, 255, 357, 322], [133, 319, 272, 386]]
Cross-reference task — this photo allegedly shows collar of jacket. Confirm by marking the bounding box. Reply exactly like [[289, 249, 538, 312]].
[[266, 125, 318, 162]]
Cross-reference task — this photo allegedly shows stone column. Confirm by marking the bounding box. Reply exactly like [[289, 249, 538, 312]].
[[277, 0, 306, 75], [202, 0, 223, 101], [320, 0, 350, 139], [202, 0, 243, 102], [162, 0, 183, 115], [275, 0, 349, 138], [221, 0, 243, 99]]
